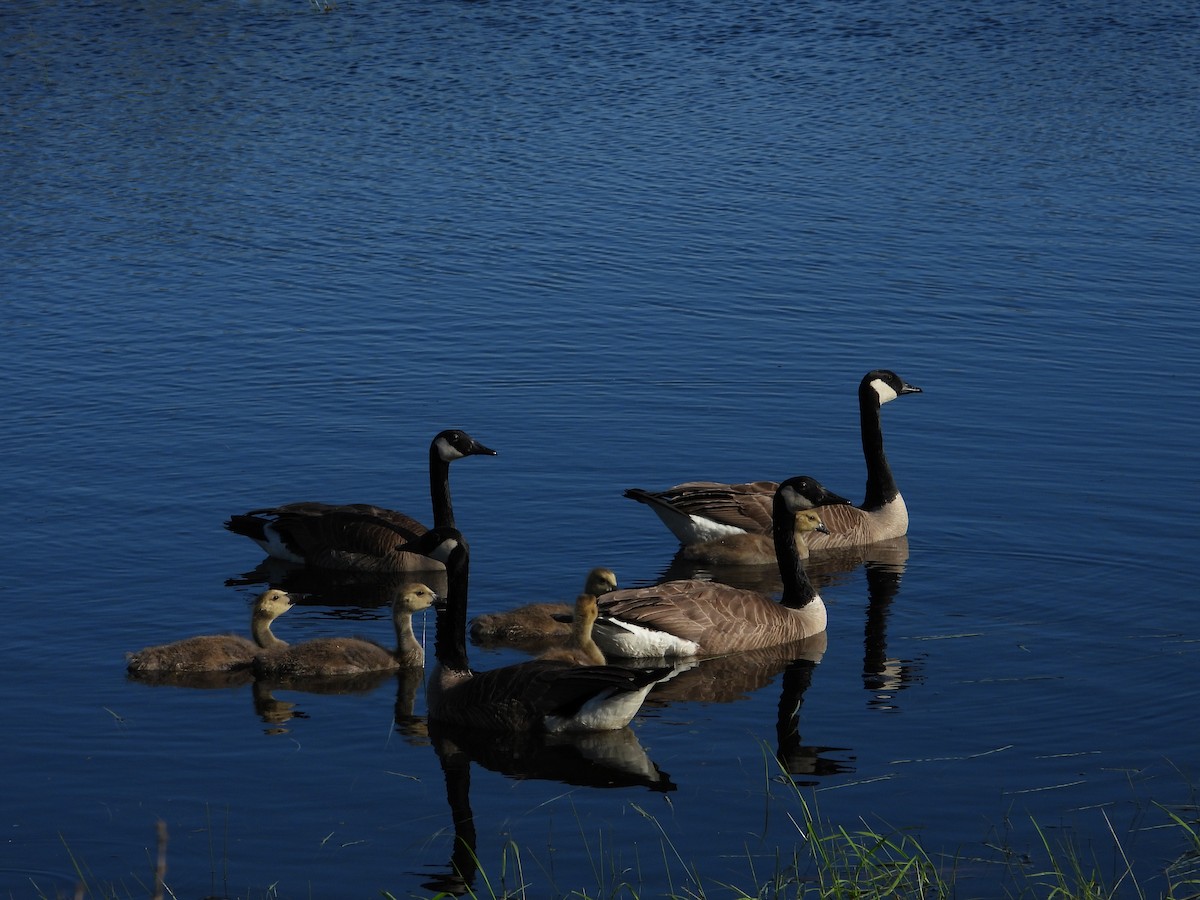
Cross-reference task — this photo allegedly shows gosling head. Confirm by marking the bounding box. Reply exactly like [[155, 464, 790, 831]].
[[254, 589, 295, 619], [583, 567, 617, 596], [394, 583, 438, 614], [794, 509, 829, 536]]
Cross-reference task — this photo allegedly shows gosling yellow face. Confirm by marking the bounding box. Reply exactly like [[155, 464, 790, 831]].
[[256, 589, 295, 617], [396, 583, 438, 612], [794, 510, 829, 536], [585, 567, 617, 595]]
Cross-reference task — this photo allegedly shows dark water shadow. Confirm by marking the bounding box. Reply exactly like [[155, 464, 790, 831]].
[[125, 668, 255, 690], [417, 720, 674, 895], [227, 558, 448, 608]]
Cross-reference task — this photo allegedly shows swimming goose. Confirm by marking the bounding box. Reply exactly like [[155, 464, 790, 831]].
[[468, 567, 617, 647], [126, 589, 293, 673], [538, 594, 606, 666], [675, 477, 848, 565], [624, 371, 921, 551], [425, 531, 669, 732], [224, 429, 496, 572], [593, 477, 831, 659], [252, 583, 438, 678]]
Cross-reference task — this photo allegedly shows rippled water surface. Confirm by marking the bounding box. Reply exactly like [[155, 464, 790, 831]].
[[3, 0, 1198, 896]]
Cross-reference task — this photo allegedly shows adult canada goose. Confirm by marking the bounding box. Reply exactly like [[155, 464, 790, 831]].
[[425, 531, 669, 732], [538, 594, 606, 666], [253, 583, 438, 678], [624, 370, 921, 551], [468, 567, 617, 647], [126, 589, 293, 674], [593, 477, 831, 659], [673, 477, 850, 565], [224, 429, 496, 572]]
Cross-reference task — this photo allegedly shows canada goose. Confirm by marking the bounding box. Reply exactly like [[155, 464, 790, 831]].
[[252, 583, 438, 678], [468, 567, 617, 647], [593, 476, 832, 659], [538, 594, 606, 666], [126, 589, 293, 674], [224, 429, 496, 572], [425, 531, 670, 732], [625, 370, 921, 550], [674, 477, 849, 565]]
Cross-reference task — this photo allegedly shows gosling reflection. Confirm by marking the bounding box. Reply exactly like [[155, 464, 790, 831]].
[[418, 718, 674, 895], [251, 666, 427, 739]]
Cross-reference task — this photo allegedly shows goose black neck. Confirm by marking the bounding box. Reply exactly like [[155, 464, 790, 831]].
[[773, 496, 819, 610], [429, 443, 456, 529], [859, 379, 899, 510], [434, 543, 471, 671]]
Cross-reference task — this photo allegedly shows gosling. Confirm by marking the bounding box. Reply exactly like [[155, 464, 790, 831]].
[[253, 583, 437, 678], [469, 567, 617, 647], [126, 589, 293, 674], [538, 594, 606, 666]]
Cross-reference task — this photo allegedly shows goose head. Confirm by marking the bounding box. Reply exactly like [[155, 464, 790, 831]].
[[776, 476, 840, 522], [862, 370, 922, 406], [432, 429, 498, 462], [784, 476, 852, 510]]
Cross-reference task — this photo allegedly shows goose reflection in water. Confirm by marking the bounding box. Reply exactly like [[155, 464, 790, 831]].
[[858, 539, 925, 710], [637, 632, 853, 781], [417, 718, 674, 895], [227, 558, 448, 608]]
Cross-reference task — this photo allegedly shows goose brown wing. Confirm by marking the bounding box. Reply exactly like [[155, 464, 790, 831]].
[[598, 581, 776, 647], [252, 502, 428, 542], [642, 481, 778, 534], [267, 507, 427, 557]]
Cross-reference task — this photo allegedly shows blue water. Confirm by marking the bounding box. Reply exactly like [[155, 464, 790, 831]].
[[3, 0, 1199, 896]]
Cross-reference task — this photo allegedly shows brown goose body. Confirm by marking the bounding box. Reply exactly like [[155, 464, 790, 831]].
[[595, 479, 831, 659], [127, 589, 293, 674], [625, 371, 920, 551], [225, 429, 495, 572], [253, 583, 437, 678]]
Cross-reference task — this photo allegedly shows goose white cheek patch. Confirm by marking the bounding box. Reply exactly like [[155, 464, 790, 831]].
[[871, 378, 898, 404]]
